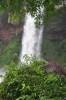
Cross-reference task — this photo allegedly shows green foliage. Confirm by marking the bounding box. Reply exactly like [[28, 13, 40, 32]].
[[41, 37, 66, 66], [0, 0, 65, 25], [0, 34, 21, 68], [0, 58, 66, 100]]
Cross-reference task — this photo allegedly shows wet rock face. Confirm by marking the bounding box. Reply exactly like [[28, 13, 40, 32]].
[[0, 23, 23, 44], [43, 10, 66, 41]]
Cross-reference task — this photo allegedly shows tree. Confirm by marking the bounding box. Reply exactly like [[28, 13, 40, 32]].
[[0, 0, 66, 24]]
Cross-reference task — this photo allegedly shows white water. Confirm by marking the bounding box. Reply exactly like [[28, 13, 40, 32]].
[[0, 69, 6, 83], [0, 9, 43, 83], [20, 13, 43, 62]]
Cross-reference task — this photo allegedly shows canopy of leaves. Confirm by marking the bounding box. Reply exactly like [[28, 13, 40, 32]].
[[0, 0, 64, 23]]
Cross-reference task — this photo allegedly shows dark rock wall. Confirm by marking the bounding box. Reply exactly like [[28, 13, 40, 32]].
[[43, 12, 66, 41], [41, 8, 66, 65], [0, 23, 23, 44], [0, 11, 24, 44]]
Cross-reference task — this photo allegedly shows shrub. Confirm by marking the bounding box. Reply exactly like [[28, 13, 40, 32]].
[[0, 58, 66, 100]]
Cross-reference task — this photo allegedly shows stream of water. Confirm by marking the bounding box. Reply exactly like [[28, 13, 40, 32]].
[[0, 69, 5, 83], [20, 13, 43, 62], [0, 10, 43, 83]]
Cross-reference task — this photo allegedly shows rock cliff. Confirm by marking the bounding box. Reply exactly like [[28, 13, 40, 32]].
[[43, 11, 66, 40], [41, 7, 66, 65], [0, 23, 23, 44], [0, 10, 24, 44]]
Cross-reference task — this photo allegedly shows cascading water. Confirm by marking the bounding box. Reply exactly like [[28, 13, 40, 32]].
[[0, 8, 43, 83], [20, 13, 43, 62], [0, 69, 5, 83]]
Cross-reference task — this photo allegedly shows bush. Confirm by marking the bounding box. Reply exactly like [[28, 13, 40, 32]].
[[0, 58, 66, 100]]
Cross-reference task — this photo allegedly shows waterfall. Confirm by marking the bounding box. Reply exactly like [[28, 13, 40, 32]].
[[0, 69, 5, 83], [20, 13, 43, 62]]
